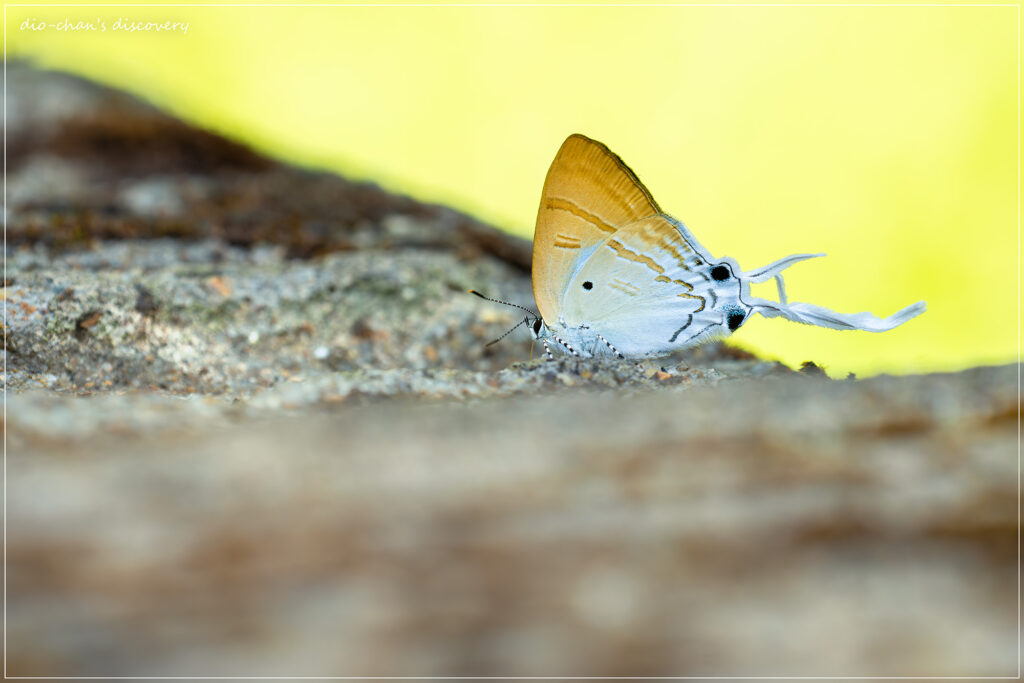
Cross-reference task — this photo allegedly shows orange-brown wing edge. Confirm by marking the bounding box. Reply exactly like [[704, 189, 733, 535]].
[[532, 134, 662, 321]]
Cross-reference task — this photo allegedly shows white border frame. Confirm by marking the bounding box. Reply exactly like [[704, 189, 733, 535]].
[[2, 3, 1015, 679]]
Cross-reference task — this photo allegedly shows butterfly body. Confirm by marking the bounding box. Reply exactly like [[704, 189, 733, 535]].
[[525, 134, 925, 360], [531, 223, 749, 359]]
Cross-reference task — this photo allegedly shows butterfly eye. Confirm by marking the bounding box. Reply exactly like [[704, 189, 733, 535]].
[[533, 319, 543, 334], [582, 281, 594, 290], [727, 310, 746, 331], [710, 265, 730, 281]]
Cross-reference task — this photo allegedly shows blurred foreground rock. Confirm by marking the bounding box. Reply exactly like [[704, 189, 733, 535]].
[[4, 63, 1020, 677]]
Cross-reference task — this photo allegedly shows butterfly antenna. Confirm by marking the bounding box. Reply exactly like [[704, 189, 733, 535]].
[[468, 289, 538, 317], [485, 317, 530, 347]]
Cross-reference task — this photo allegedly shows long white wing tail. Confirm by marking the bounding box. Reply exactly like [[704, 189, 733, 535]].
[[752, 299, 927, 331], [741, 253, 926, 332]]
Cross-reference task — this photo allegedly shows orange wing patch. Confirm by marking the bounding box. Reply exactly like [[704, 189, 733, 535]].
[[553, 233, 582, 249], [681, 292, 706, 312], [532, 135, 663, 321], [605, 238, 665, 275], [653, 275, 705, 311], [632, 216, 694, 273], [545, 197, 617, 235], [608, 279, 641, 296]]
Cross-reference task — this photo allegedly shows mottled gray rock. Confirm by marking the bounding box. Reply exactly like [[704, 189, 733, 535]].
[[5, 238, 769, 398], [7, 365, 1019, 676]]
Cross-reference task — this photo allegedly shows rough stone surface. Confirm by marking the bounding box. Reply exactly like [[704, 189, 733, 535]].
[[4, 63, 1020, 677]]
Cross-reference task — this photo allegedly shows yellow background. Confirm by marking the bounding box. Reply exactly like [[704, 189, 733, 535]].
[[7, 1, 1020, 377]]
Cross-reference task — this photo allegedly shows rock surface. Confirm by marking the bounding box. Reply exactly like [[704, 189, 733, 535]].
[[5, 63, 1020, 677]]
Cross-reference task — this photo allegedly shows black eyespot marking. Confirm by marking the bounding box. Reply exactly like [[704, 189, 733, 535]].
[[582, 281, 593, 290], [727, 311, 745, 331], [533, 319, 543, 334], [711, 265, 730, 281]]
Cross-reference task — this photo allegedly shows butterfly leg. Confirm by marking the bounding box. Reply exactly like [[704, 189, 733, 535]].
[[541, 337, 555, 361], [551, 333, 579, 358], [594, 332, 625, 360]]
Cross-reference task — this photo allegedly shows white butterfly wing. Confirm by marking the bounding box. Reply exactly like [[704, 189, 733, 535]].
[[560, 215, 732, 356]]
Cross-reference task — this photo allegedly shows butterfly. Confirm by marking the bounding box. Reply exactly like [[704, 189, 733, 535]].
[[478, 133, 925, 360]]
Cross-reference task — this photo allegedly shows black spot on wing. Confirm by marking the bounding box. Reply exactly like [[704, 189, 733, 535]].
[[711, 265, 730, 281]]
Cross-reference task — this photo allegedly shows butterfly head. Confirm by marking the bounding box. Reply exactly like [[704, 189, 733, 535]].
[[529, 316, 545, 339]]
